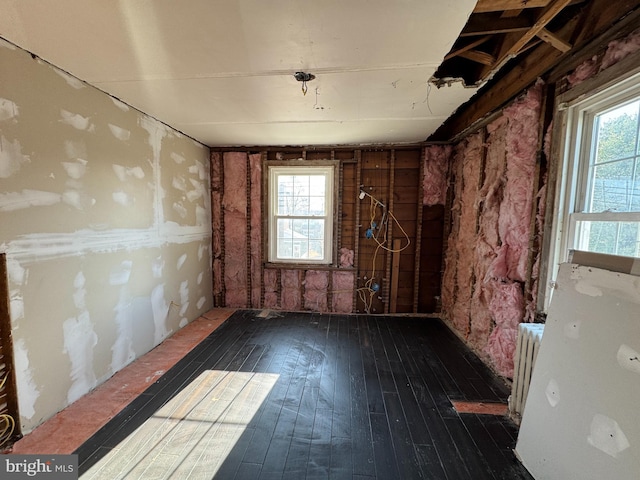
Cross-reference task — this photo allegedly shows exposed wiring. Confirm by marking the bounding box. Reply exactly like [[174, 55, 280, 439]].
[[357, 190, 411, 313], [0, 374, 16, 449]]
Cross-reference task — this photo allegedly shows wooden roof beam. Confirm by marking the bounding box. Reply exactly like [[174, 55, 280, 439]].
[[444, 36, 492, 61], [474, 0, 551, 13], [488, 0, 573, 73], [459, 50, 497, 65], [536, 28, 572, 52], [460, 14, 532, 37], [474, 0, 584, 13]]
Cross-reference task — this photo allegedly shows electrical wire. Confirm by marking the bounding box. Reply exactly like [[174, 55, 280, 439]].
[[0, 374, 16, 448], [357, 190, 412, 313]]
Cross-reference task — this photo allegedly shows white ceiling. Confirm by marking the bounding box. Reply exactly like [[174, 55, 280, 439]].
[[0, 0, 478, 147]]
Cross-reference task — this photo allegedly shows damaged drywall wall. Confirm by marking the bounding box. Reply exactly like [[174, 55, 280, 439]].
[[442, 83, 544, 378], [516, 263, 640, 479], [0, 39, 212, 432]]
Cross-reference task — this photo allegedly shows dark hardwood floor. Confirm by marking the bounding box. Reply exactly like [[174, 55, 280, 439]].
[[76, 310, 533, 479]]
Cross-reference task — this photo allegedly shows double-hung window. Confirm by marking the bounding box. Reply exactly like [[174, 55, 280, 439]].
[[547, 69, 640, 307], [267, 164, 335, 264]]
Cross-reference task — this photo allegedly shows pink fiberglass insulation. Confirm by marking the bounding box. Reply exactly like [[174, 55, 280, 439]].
[[478, 117, 507, 264], [486, 325, 519, 378], [601, 28, 640, 71], [224, 211, 248, 307], [211, 152, 223, 301], [440, 150, 463, 318], [485, 280, 525, 378], [304, 290, 328, 312], [524, 175, 548, 322], [494, 82, 542, 283], [339, 248, 354, 268], [488, 281, 525, 328], [304, 270, 329, 290], [543, 121, 552, 162], [223, 152, 248, 307], [469, 277, 498, 351], [423, 145, 452, 206], [332, 271, 354, 313], [303, 271, 329, 312], [567, 56, 598, 86], [281, 269, 302, 311], [449, 134, 483, 337], [263, 269, 278, 308], [249, 153, 262, 308]]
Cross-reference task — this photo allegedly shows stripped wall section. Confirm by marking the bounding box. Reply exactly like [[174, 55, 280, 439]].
[[0, 40, 212, 432], [441, 83, 546, 378], [210, 147, 432, 314], [222, 152, 248, 307]]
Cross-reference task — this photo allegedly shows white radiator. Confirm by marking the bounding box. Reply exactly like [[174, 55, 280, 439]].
[[509, 323, 545, 422]]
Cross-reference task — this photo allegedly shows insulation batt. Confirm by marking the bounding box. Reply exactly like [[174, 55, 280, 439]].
[[332, 271, 354, 313], [223, 152, 248, 307], [339, 247, 354, 268], [303, 270, 329, 312], [281, 269, 302, 311], [441, 148, 461, 317], [211, 152, 223, 301], [486, 323, 519, 378], [263, 270, 278, 308], [249, 153, 262, 307], [449, 134, 483, 337], [600, 28, 640, 71], [423, 145, 452, 206], [495, 82, 542, 283], [485, 280, 524, 377], [567, 29, 640, 87], [566, 56, 598, 86]]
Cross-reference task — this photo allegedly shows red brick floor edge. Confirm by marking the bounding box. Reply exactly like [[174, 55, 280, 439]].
[[8, 308, 235, 455]]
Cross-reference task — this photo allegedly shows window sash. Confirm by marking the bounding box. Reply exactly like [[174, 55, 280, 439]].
[[268, 165, 334, 264], [565, 78, 640, 260]]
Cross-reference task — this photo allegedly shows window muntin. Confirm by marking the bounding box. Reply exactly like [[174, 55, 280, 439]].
[[268, 165, 334, 264]]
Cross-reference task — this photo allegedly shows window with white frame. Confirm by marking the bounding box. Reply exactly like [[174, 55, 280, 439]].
[[267, 164, 335, 264], [547, 70, 640, 309]]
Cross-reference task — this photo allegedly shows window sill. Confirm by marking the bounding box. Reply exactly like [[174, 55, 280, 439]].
[[263, 262, 355, 271]]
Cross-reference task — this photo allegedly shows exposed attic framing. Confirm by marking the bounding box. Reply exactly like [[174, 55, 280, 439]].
[[435, 0, 586, 88], [430, 0, 640, 141]]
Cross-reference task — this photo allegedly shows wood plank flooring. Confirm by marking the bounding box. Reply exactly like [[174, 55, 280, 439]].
[[75, 310, 533, 479]]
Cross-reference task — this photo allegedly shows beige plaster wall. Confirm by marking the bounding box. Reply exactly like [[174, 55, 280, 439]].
[[0, 38, 212, 432]]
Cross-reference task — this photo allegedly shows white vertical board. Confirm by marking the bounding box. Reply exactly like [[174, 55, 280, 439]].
[[516, 263, 640, 479]]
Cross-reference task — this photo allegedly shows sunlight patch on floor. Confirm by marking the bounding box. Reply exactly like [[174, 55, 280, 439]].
[[81, 370, 279, 479]]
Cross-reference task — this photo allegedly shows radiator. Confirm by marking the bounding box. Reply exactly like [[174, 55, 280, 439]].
[[508, 323, 545, 422]]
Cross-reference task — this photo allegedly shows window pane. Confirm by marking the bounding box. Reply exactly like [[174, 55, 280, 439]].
[[309, 175, 326, 196], [277, 238, 293, 258], [632, 162, 640, 211], [594, 100, 639, 164], [309, 196, 325, 215], [308, 240, 324, 259], [576, 220, 640, 258], [278, 175, 294, 215], [293, 175, 310, 196], [293, 195, 310, 215], [308, 219, 325, 240], [587, 160, 633, 212], [292, 218, 309, 237]]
